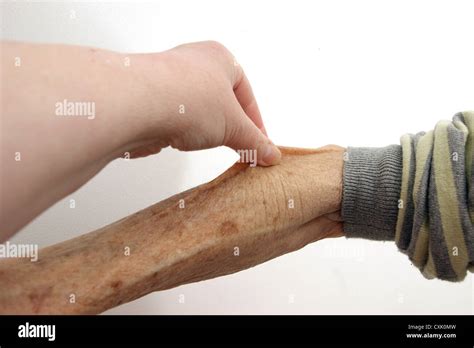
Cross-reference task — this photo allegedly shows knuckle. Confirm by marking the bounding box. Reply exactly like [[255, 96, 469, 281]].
[[203, 40, 228, 52], [203, 41, 233, 62]]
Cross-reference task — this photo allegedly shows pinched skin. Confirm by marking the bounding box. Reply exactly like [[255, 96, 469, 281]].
[[0, 145, 344, 314]]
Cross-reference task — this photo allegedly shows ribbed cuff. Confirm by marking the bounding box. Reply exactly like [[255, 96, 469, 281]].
[[342, 145, 403, 241]]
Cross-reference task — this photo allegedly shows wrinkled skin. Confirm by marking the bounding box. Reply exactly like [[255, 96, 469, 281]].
[[0, 145, 344, 314]]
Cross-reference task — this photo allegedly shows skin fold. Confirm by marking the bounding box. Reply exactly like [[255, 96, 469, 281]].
[[0, 145, 344, 314]]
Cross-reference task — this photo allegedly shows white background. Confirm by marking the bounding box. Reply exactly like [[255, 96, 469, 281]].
[[1, 0, 473, 314]]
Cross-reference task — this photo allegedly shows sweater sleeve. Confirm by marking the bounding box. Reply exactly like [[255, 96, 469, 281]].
[[342, 111, 474, 282]]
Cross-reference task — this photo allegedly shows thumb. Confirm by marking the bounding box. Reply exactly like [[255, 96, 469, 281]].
[[224, 112, 281, 166]]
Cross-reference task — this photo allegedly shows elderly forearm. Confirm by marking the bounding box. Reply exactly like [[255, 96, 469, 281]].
[[0, 146, 344, 314]]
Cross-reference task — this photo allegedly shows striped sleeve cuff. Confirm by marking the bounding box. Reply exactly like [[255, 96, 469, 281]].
[[341, 145, 403, 241], [342, 111, 474, 282]]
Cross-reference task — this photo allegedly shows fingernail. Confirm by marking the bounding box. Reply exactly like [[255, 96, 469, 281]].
[[260, 144, 281, 166]]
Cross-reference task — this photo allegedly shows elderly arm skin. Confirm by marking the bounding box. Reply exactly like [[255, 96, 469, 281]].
[[0, 146, 344, 314]]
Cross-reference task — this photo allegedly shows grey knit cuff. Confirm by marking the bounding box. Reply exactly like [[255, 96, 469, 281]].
[[342, 145, 403, 241]]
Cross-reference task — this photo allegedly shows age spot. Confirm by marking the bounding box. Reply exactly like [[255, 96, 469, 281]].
[[110, 280, 123, 289], [219, 221, 239, 236]]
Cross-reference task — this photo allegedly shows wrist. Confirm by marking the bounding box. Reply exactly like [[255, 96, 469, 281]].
[[111, 51, 185, 157], [95, 51, 163, 159]]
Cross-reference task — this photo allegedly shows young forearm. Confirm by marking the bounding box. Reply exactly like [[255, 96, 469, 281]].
[[0, 42, 167, 239], [0, 146, 344, 314]]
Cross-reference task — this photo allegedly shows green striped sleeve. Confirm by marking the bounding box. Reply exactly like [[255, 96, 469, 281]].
[[342, 111, 474, 281]]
